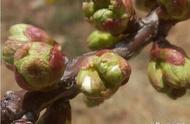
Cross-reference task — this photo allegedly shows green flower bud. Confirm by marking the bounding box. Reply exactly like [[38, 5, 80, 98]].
[[82, 1, 95, 17], [92, 8, 129, 35], [2, 24, 57, 69], [87, 30, 118, 50], [148, 60, 187, 99], [82, 0, 111, 16], [134, 0, 157, 12], [148, 43, 190, 94], [76, 51, 131, 105], [9, 24, 29, 42], [9, 24, 55, 44], [14, 42, 65, 91], [92, 8, 114, 26], [94, 51, 129, 88], [159, 0, 190, 20]]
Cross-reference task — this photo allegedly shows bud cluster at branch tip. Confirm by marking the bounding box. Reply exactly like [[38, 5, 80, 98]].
[[82, 0, 135, 35], [2, 24, 66, 91], [147, 42, 190, 98], [76, 50, 131, 106], [2, 24, 57, 69]]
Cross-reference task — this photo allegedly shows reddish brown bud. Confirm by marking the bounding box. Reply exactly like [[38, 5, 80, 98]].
[[148, 42, 190, 92], [150, 43, 185, 65]]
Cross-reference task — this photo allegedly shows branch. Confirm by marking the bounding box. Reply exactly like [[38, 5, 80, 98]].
[[36, 100, 71, 124], [0, 86, 78, 124], [1, 9, 161, 124], [114, 11, 159, 59]]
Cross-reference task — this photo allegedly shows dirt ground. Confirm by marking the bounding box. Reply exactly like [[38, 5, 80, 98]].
[[1, 0, 190, 124]]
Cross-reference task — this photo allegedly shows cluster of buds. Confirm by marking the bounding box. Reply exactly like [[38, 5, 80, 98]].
[[2, 24, 56, 69], [2, 24, 66, 91], [147, 42, 190, 98], [134, 0, 157, 12], [159, 0, 190, 20], [82, 0, 135, 35], [76, 50, 131, 106]]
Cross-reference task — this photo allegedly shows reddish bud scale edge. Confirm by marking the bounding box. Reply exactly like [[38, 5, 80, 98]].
[[49, 45, 65, 74], [25, 26, 55, 45], [150, 43, 185, 65]]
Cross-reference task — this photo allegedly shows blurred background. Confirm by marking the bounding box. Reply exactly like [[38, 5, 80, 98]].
[[1, 0, 190, 123]]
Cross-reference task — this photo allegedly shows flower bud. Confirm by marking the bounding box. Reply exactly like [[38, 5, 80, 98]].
[[76, 51, 131, 105], [147, 61, 187, 99], [87, 30, 118, 50], [134, 0, 157, 12], [9, 24, 29, 42], [9, 24, 55, 44], [14, 42, 65, 91], [94, 51, 131, 88], [82, 0, 111, 15], [92, 8, 129, 35], [83, 0, 135, 35], [159, 0, 190, 20], [2, 24, 56, 69], [148, 43, 190, 92], [82, 1, 95, 17]]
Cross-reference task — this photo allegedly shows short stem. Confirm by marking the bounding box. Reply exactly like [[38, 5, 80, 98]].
[[36, 100, 71, 124], [114, 11, 159, 59]]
